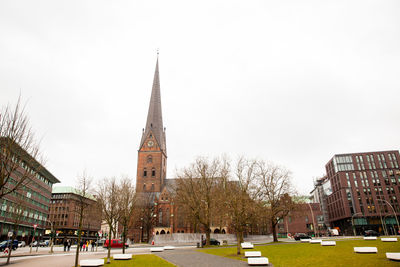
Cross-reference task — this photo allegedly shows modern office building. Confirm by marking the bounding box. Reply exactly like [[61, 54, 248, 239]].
[[323, 150, 400, 235], [0, 137, 60, 242], [47, 186, 101, 243]]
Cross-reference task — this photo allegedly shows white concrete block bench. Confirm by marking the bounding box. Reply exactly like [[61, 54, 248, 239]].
[[248, 257, 269, 266], [300, 238, 311, 242], [113, 254, 132, 260], [386, 253, 400, 261], [80, 259, 104, 267], [321, 241, 336, 246], [310, 239, 322, 244], [241, 242, 254, 249], [354, 247, 378, 253], [381, 238, 397, 242], [164, 246, 175, 250], [245, 251, 262, 257], [150, 247, 164, 252], [363, 236, 377, 240]]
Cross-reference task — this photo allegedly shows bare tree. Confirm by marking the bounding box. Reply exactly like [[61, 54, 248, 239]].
[[0, 96, 43, 200], [175, 156, 224, 246], [256, 161, 295, 242], [74, 172, 93, 267], [96, 177, 120, 264], [223, 157, 259, 255], [134, 192, 157, 243], [117, 177, 136, 254]]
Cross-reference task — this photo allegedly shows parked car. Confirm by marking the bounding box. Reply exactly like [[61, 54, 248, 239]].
[[31, 241, 39, 247], [202, 238, 220, 246], [294, 233, 311, 241], [39, 240, 49, 247], [18, 241, 26, 248], [0, 240, 18, 251], [96, 238, 106, 246], [364, 230, 380, 237], [103, 239, 129, 248]]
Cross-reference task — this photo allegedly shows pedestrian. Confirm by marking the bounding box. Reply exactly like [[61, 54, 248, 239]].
[[86, 241, 89, 251], [63, 238, 67, 251], [91, 240, 95, 252], [67, 239, 71, 251], [80, 240, 84, 251]]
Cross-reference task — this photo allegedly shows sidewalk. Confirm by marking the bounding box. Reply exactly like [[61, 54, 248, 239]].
[[158, 249, 249, 267]]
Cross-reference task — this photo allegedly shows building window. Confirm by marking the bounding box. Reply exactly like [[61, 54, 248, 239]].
[[151, 184, 155, 190], [152, 168, 156, 177], [147, 155, 153, 163], [143, 168, 147, 177], [143, 184, 146, 191]]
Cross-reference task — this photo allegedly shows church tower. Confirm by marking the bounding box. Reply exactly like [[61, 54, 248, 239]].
[[136, 55, 167, 193]]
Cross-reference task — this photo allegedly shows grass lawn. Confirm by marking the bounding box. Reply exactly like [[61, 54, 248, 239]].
[[97, 254, 175, 266], [199, 239, 400, 267]]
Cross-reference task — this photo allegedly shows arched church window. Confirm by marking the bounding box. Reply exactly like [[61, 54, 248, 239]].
[[159, 209, 163, 224], [149, 133, 152, 138], [152, 168, 156, 177], [143, 168, 147, 177], [151, 183, 154, 190], [143, 184, 146, 191], [147, 155, 153, 163]]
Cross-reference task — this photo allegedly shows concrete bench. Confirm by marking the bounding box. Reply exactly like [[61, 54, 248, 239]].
[[113, 254, 132, 260], [80, 259, 104, 267], [321, 241, 336, 246], [150, 247, 164, 252], [248, 257, 269, 266], [300, 238, 311, 242], [381, 238, 397, 242], [354, 247, 378, 253], [241, 242, 254, 249], [310, 239, 322, 244], [363, 236, 377, 240], [386, 253, 400, 261], [245, 251, 262, 257], [164, 246, 175, 250]]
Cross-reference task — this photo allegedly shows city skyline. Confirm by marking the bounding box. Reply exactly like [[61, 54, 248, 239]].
[[1, 1, 399, 195]]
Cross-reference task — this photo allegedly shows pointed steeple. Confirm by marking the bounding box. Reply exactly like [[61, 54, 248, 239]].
[[140, 54, 166, 152]]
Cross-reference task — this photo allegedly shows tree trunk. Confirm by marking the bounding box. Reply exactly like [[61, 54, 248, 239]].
[[107, 228, 112, 264], [236, 231, 241, 255], [122, 223, 127, 254], [271, 220, 278, 242], [205, 225, 211, 246], [6, 232, 15, 265], [74, 209, 84, 267]]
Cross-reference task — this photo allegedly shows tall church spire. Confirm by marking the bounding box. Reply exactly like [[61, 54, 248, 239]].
[[140, 54, 166, 152]]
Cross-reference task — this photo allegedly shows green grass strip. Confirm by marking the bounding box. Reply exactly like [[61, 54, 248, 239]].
[[200, 239, 400, 267]]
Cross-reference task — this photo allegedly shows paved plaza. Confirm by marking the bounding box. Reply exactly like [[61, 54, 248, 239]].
[[0, 245, 249, 267]]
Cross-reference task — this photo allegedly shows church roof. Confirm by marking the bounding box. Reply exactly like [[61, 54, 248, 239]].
[[140, 56, 166, 153]]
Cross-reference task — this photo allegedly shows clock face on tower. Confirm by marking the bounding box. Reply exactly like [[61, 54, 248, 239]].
[[147, 140, 154, 147]]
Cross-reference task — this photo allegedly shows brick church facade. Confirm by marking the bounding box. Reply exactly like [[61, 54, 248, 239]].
[[133, 56, 193, 242]]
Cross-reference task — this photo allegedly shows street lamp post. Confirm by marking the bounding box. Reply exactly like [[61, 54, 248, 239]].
[[376, 199, 400, 236], [351, 212, 363, 236]]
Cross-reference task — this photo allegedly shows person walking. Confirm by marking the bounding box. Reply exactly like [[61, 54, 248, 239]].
[[67, 239, 71, 251], [80, 240, 84, 251], [63, 239, 67, 252], [86, 241, 89, 251], [91, 240, 95, 252]]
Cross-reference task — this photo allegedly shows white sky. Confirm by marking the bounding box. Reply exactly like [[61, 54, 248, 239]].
[[1, 0, 399, 195]]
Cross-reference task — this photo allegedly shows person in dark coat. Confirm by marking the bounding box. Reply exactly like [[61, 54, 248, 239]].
[[63, 239, 67, 251], [67, 239, 71, 251], [80, 240, 84, 251]]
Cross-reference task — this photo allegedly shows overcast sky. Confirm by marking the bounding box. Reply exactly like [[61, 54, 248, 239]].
[[1, 0, 399, 195]]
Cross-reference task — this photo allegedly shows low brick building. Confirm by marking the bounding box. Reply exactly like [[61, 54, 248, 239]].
[[47, 186, 101, 244], [277, 202, 324, 237]]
